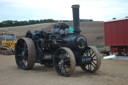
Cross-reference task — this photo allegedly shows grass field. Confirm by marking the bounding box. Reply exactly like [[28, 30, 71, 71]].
[[0, 21, 105, 51], [0, 21, 104, 43]]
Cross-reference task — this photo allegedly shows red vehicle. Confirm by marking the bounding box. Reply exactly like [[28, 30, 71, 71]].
[[104, 18, 128, 56]]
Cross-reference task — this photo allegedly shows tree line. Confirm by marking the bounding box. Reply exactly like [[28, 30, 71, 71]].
[[0, 18, 94, 27], [0, 19, 57, 27]]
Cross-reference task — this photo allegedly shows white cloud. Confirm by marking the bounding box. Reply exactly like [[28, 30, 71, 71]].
[[0, 0, 128, 21]]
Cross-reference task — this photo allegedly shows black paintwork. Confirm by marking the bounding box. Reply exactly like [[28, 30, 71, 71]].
[[25, 5, 88, 66]]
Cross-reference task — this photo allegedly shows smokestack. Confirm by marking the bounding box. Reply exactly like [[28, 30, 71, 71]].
[[72, 4, 81, 34]]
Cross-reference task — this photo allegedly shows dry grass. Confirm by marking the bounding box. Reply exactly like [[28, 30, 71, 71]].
[[0, 21, 104, 44], [0, 23, 55, 37], [66, 21, 104, 44]]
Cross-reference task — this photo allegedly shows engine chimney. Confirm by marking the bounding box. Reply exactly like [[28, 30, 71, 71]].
[[72, 5, 81, 34]]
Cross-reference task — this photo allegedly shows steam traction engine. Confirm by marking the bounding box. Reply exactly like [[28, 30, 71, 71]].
[[15, 5, 101, 77]]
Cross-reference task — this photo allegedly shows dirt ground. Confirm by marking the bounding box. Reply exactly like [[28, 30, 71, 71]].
[[0, 22, 127, 85], [0, 54, 128, 85]]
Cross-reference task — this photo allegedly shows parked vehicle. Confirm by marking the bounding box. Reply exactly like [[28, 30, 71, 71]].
[[0, 32, 17, 55], [15, 5, 101, 77], [104, 19, 128, 56]]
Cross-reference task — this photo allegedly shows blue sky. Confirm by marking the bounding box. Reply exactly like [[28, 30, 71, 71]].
[[0, 0, 128, 22]]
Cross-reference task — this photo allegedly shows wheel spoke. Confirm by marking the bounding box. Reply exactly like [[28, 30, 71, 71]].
[[92, 54, 96, 58], [22, 63, 25, 68], [86, 64, 88, 70], [17, 54, 22, 57], [17, 44, 24, 49], [93, 59, 97, 61], [87, 50, 89, 55], [92, 61, 97, 66], [90, 64, 91, 71], [64, 65, 68, 75], [60, 64, 62, 71], [19, 61, 22, 65], [64, 58, 70, 63], [23, 59, 27, 66], [19, 61, 23, 67], [61, 65, 65, 73], [91, 62, 96, 68], [90, 51, 94, 56], [87, 49, 90, 56], [87, 64, 89, 70], [25, 47, 28, 54], [87, 64, 91, 71], [88, 49, 92, 56], [20, 56, 23, 60], [20, 40, 24, 47]]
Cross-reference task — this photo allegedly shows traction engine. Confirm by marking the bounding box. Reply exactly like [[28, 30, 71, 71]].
[[15, 5, 101, 77]]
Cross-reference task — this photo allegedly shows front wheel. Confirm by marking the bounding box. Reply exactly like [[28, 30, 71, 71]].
[[80, 46, 101, 73], [53, 47, 76, 77]]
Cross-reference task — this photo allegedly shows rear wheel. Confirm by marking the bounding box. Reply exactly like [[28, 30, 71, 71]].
[[15, 38, 36, 70], [80, 46, 101, 73], [53, 47, 76, 77]]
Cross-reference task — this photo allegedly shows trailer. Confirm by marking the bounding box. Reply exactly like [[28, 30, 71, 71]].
[[104, 18, 128, 56]]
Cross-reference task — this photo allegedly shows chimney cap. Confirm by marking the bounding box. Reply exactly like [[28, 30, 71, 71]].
[[72, 4, 80, 8]]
